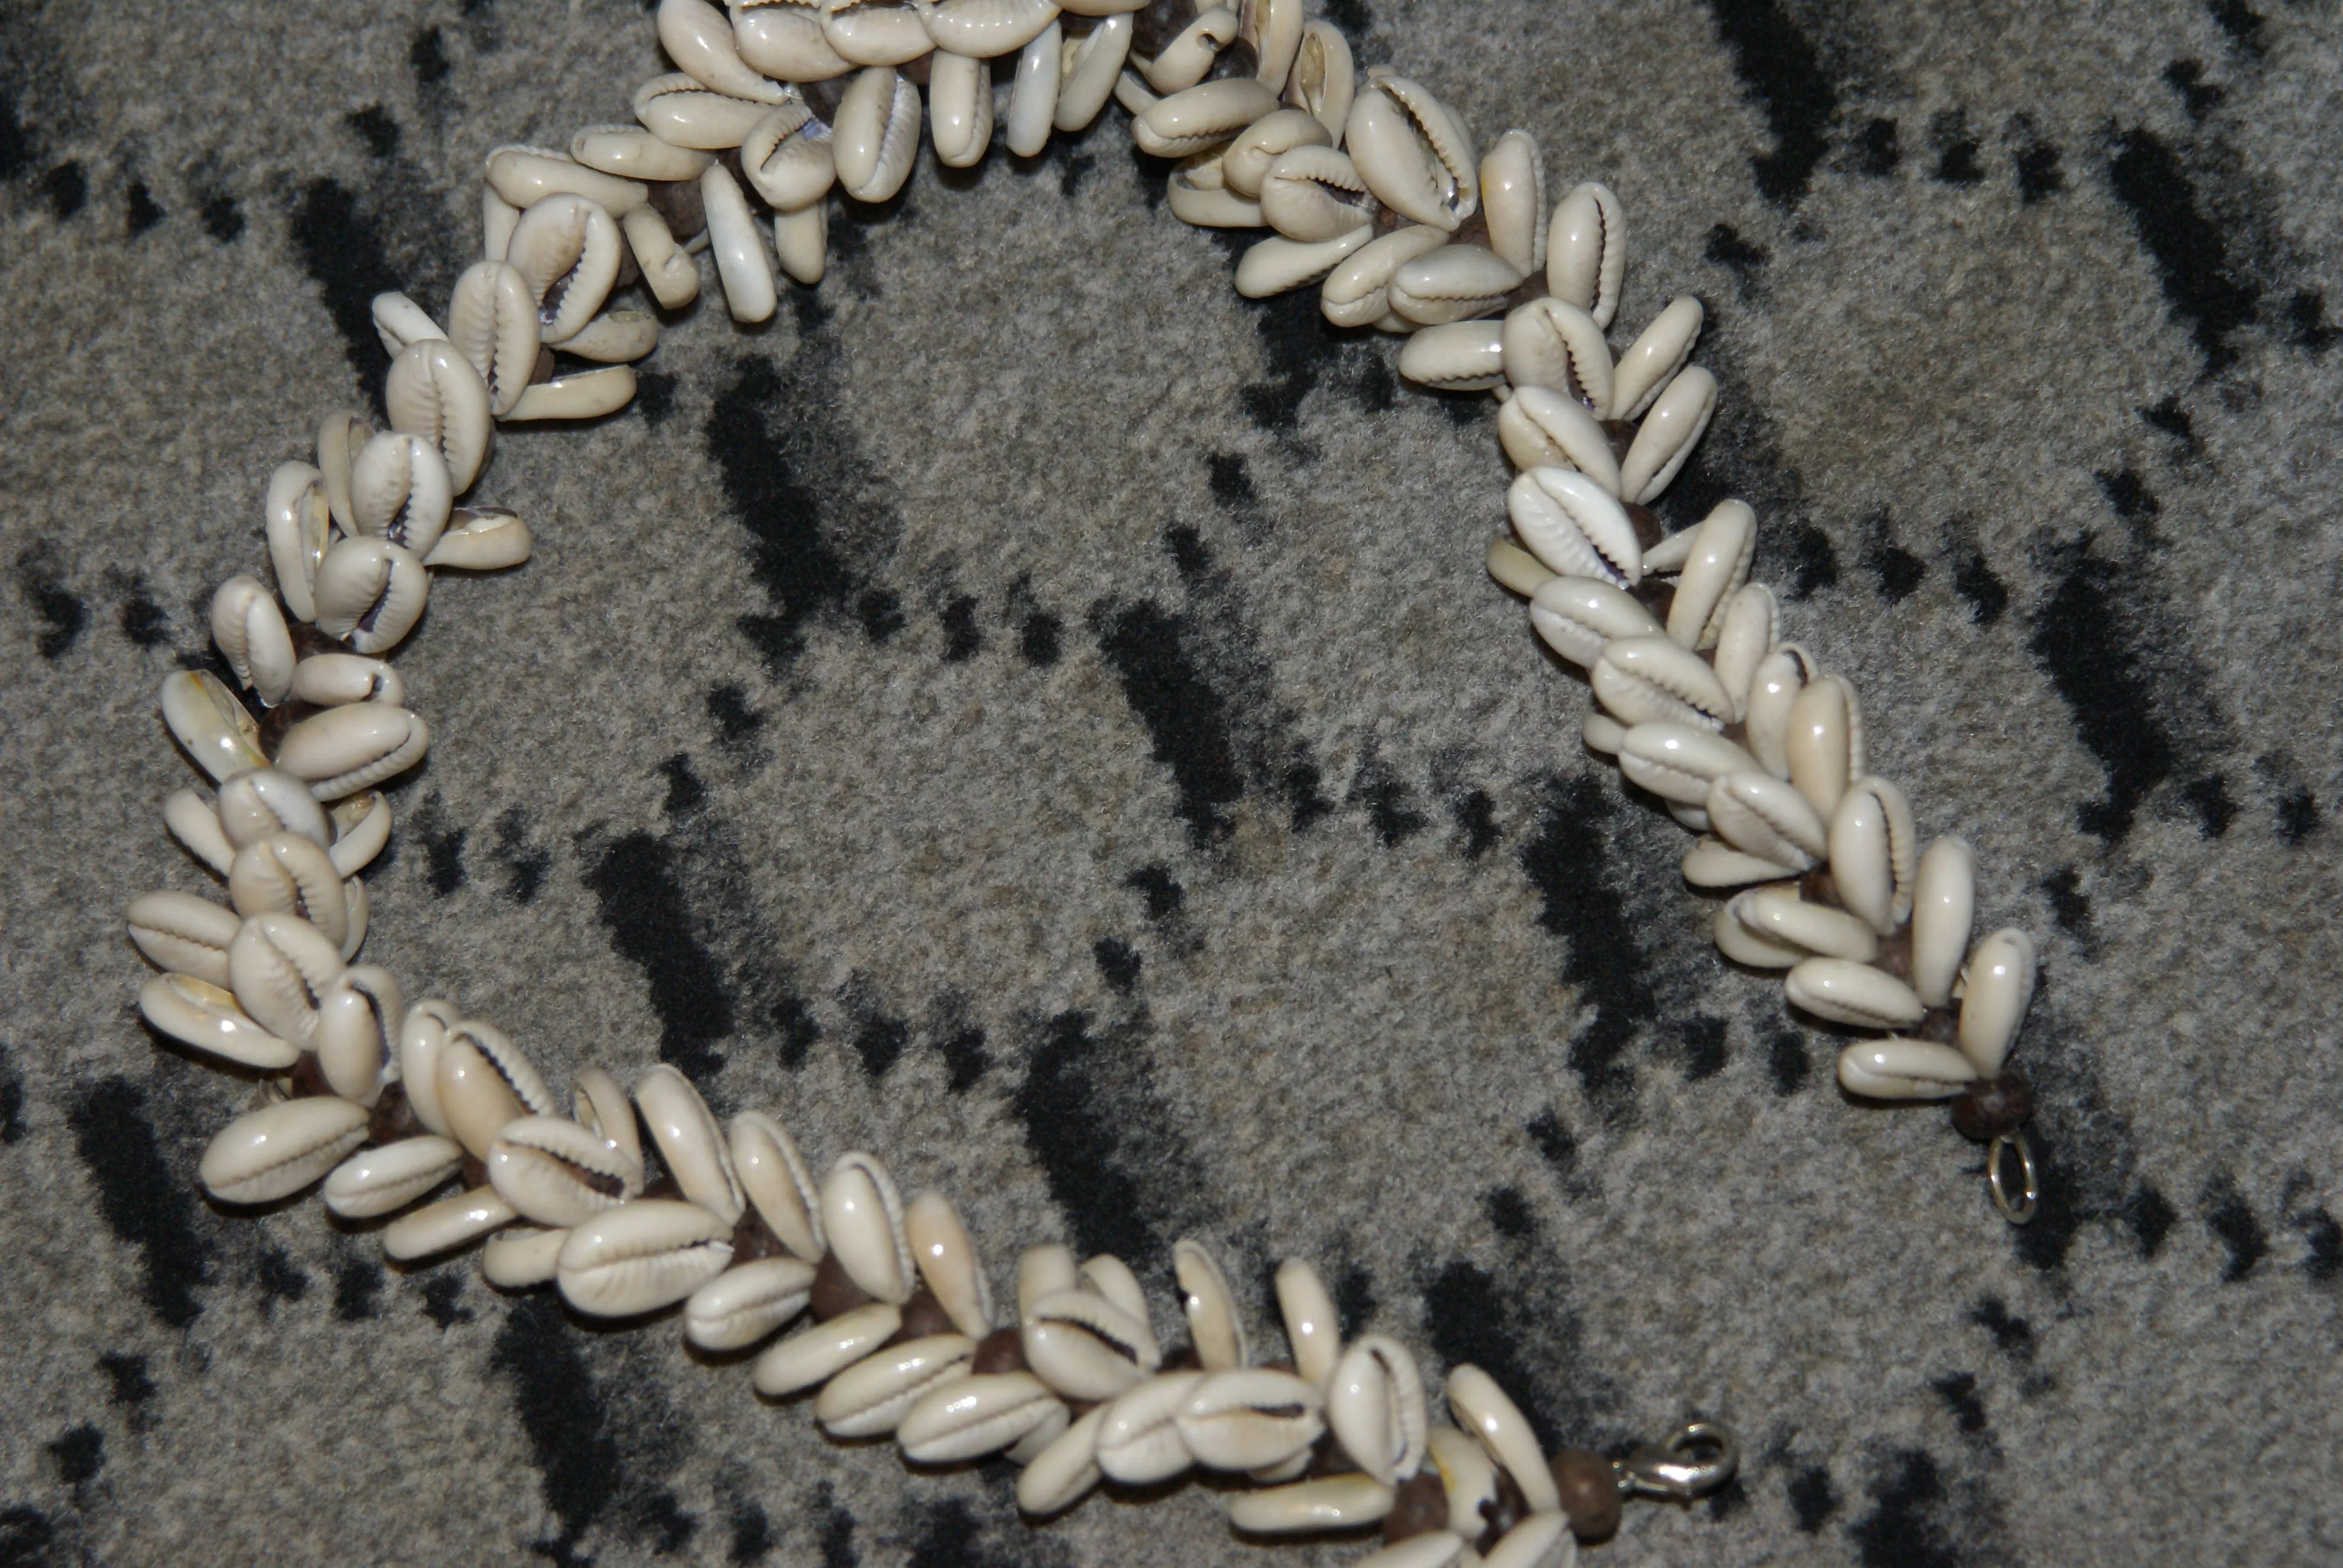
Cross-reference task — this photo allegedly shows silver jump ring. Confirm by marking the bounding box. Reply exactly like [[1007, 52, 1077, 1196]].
[[1987, 1131, 2039, 1226]]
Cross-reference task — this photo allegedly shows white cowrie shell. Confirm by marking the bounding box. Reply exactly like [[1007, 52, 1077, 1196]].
[[1545, 180, 1625, 329], [482, 1224, 570, 1289], [900, 1371, 1065, 1464], [1619, 364, 1717, 505], [661, 0, 795, 99], [1078, 1253, 1150, 1324], [1259, 144, 1377, 244], [398, 1001, 459, 1137], [347, 432, 452, 557], [622, 204, 702, 310], [1172, 1238, 1248, 1371], [832, 66, 922, 201], [1958, 929, 2037, 1077], [1328, 1334, 1427, 1486], [921, 0, 1060, 59], [482, 184, 520, 261], [1527, 577, 1660, 668], [162, 670, 266, 783], [572, 1065, 646, 1176], [485, 144, 649, 218], [1023, 1287, 1160, 1400], [1497, 385, 1620, 493], [1711, 583, 1777, 719], [1236, 226, 1372, 298], [635, 71, 776, 148], [370, 290, 444, 356], [1345, 68, 1476, 230], [815, 1331, 979, 1434], [1358, 1532, 1468, 1568], [773, 200, 828, 286], [1444, 1365, 1559, 1513], [1484, 1511, 1578, 1568], [570, 122, 716, 183], [324, 1135, 464, 1220], [1509, 466, 1640, 587], [1480, 129, 1546, 275], [447, 261, 542, 417], [338, 875, 369, 962], [1095, 1370, 1206, 1483], [1228, 1473, 1396, 1535], [1593, 635, 1732, 730], [1240, 0, 1302, 90], [1837, 1039, 1979, 1100], [163, 788, 235, 874], [229, 833, 347, 951], [310, 538, 431, 658], [1744, 643, 1818, 778], [327, 792, 392, 877], [127, 893, 241, 988], [315, 964, 400, 1103], [822, 1151, 915, 1302], [1487, 534, 1556, 598], [684, 1256, 820, 1350], [908, 1191, 995, 1337], [422, 506, 533, 572], [1053, 13, 1132, 132], [289, 652, 404, 708], [1273, 1257, 1340, 1390], [436, 1020, 556, 1160], [227, 911, 342, 1045], [1786, 674, 1856, 820], [1910, 838, 1977, 1009], [505, 367, 638, 421], [1786, 958, 1926, 1030], [1224, 106, 1330, 198], [1830, 776, 1916, 935], [1178, 1367, 1325, 1472], [1731, 884, 1880, 963], [1389, 244, 1521, 326], [925, 50, 992, 167], [1320, 223, 1444, 327], [1135, 76, 1281, 157], [1621, 724, 1761, 807], [1663, 498, 1755, 651], [753, 1301, 902, 1395], [508, 194, 623, 342], [1682, 836, 1801, 889], [1501, 296, 1612, 412], [1004, 21, 1061, 157], [1611, 293, 1704, 420], [1712, 897, 1801, 967], [733, 0, 854, 82], [209, 577, 294, 709], [263, 461, 332, 623], [1017, 1400, 1110, 1516], [1283, 20, 1352, 142], [1168, 154, 1263, 227], [1142, 5, 1236, 93], [489, 1114, 642, 1228], [216, 766, 330, 853], [558, 1198, 734, 1315], [1669, 800, 1714, 835], [732, 1111, 826, 1261], [199, 1095, 370, 1205], [1426, 1424, 1500, 1535], [636, 1063, 744, 1224], [824, 0, 936, 67], [1396, 319, 1506, 389], [316, 410, 373, 534], [139, 973, 298, 1069], [1583, 707, 1628, 756], [549, 310, 658, 363]]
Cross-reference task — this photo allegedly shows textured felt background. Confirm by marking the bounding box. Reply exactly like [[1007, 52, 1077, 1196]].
[[2, 0, 2339, 1563]]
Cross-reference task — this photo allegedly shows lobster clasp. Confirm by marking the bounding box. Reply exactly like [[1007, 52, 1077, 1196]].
[[1619, 1422, 1739, 1501]]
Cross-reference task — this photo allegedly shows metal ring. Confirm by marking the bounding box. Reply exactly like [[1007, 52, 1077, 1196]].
[[1987, 1131, 2039, 1226]]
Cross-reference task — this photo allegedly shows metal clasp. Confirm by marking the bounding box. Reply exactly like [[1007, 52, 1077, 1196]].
[[1617, 1422, 1740, 1501], [1987, 1131, 2039, 1226]]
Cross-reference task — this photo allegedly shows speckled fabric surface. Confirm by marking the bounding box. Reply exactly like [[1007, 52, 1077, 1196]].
[[2, 1, 2339, 1564]]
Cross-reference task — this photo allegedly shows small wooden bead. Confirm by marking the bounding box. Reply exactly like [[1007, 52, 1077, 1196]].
[[1382, 1469, 1448, 1544], [1949, 1072, 2033, 1143], [972, 1326, 1028, 1376], [1551, 1449, 1622, 1541], [811, 1249, 873, 1320]]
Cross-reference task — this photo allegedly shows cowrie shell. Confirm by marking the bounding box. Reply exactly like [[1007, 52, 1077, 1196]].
[[289, 652, 404, 708], [1829, 776, 1916, 935], [1003, 23, 1061, 157], [1837, 1039, 1979, 1100], [229, 832, 347, 950], [1240, 0, 1302, 88], [263, 461, 331, 623], [370, 290, 444, 356], [1486, 534, 1555, 599], [1172, 1237, 1247, 1371], [339, 875, 369, 962], [1426, 1423, 1500, 1536], [1096, 1370, 1206, 1483], [127, 892, 241, 988], [488, 1114, 642, 1228], [424, 506, 533, 571], [684, 1255, 819, 1350], [925, 50, 992, 168], [1711, 583, 1777, 719], [1259, 144, 1377, 243], [1168, 152, 1263, 227], [1786, 958, 1926, 1030], [623, 204, 703, 309], [1357, 1532, 1469, 1568], [1582, 707, 1627, 756], [774, 201, 828, 286], [138, 973, 298, 1070], [327, 792, 392, 877], [557, 1198, 735, 1316], [821, 1151, 915, 1302], [1497, 384, 1620, 494], [1142, 5, 1236, 93], [1611, 293, 1704, 420], [1712, 898, 1800, 967], [435, 1019, 555, 1160], [1527, 576, 1660, 668], [1729, 884, 1879, 963], [162, 670, 265, 783], [753, 1300, 902, 1396], [908, 1190, 995, 1336], [1016, 1400, 1110, 1516], [1052, 13, 1132, 132], [507, 194, 623, 342], [485, 143, 649, 219], [1228, 1473, 1397, 1534], [314, 964, 400, 1103], [1593, 635, 1732, 730], [572, 1065, 645, 1177], [1444, 1364, 1559, 1513], [1681, 835, 1801, 890], [636, 1063, 744, 1224], [227, 911, 343, 1045], [1743, 642, 1818, 777], [1178, 1367, 1326, 1473], [1483, 1511, 1576, 1568], [1320, 223, 1443, 328], [275, 701, 430, 800], [482, 184, 520, 261], [1224, 106, 1330, 198], [1396, 319, 1506, 389], [635, 71, 776, 148], [1663, 498, 1755, 652], [199, 1095, 371, 1206], [447, 260, 541, 416], [347, 432, 451, 557], [920, 0, 1060, 59], [733, 1, 854, 82], [1786, 673, 1856, 820], [216, 766, 329, 852], [1480, 129, 1545, 276], [398, 1000, 461, 1138], [1018, 1243, 1078, 1320], [483, 1224, 570, 1289], [1283, 19, 1352, 142], [1023, 1286, 1160, 1401], [1545, 179, 1624, 330], [1502, 295, 1612, 411], [206, 577, 292, 710], [163, 788, 234, 874], [1345, 68, 1475, 230], [1388, 243, 1521, 326], [548, 310, 658, 363], [731, 1110, 826, 1261], [1328, 1334, 1427, 1486], [569, 122, 715, 183], [832, 65, 922, 201], [1619, 364, 1717, 504], [323, 1134, 464, 1220], [316, 410, 373, 535], [661, 0, 795, 99], [1620, 724, 1760, 807], [1236, 226, 1372, 298], [1134, 76, 1280, 157], [504, 365, 637, 422], [1509, 465, 1639, 588], [1910, 837, 1976, 1008], [1078, 1253, 1150, 1324], [898, 1371, 1065, 1464], [824, 0, 936, 68], [1958, 928, 2037, 1077]]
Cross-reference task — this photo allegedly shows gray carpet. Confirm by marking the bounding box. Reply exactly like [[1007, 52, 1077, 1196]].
[[2, 1, 2339, 1563]]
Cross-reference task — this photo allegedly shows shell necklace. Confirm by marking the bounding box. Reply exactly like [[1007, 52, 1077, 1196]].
[[124, 0, 2050, 1559]]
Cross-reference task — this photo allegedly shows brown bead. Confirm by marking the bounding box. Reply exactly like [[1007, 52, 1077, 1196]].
[[972, 1327, 1027, 1376], [459, 1151, 488, 1190], [1798, 865, 1843, 910], [1601, 418, 1637, 462], [1624, 500, 1665, 550], [646, 175, 704, 241], [1130, 0, 1190, 57], [640, 1172, 682, 1202], [1161, 1342, 1202, 1373], [810, 1249, 872, 1321], [1551, 1449, 1622, 1541], [1204, 38, 1259, 82], [1950, 1071, 2033, 1143], [730, 1206, 786, 1264], [1475, 1466, 1528, 1555], [1631, 577, 1676, 622], [896, 1287, 957, 1342], [897, 51, 931, 88], [1916, 1004, 1959, 1045], [364, 1080, 417, 1146], [801, 74, 851, 125], [1381, 1470, 1448, 1545]]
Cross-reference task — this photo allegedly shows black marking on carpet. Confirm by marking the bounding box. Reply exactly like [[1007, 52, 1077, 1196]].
[[1679, 1015, 1728, 1080], [411, 25, 454, 122], [1701, 0, 1838, 207], [903, 1499, 1063, 1568], [1126, 864, 1184, 922], [255, 1246, 309, 1315], [1525, 1108, 1579, 1187], [1452, 787, 1499, 860], [2273, 780, 2321, 843], [42, 158, 82, 216], [16, 545, 87, 659], [1932, 1371, 1987, 1433], [2139, 393, 2202, 455], [1847, 1450, 1959, 1568], [197, 180, 244, 242], [2289, 289, 2342, 353], [2205, 0, 2266, 53], [937, 1020, 990, 1093], [1971, 1296, 2036, 1361], [2095, 463, 2159, 536], [854, 586, 903, 642], [2106, 126, 2260, 371], [1851, 116, 1899, 177], [1706, 1475, 1751, 1520], [772, 995, 821, 1070], [2008, 116, 2066, 204], [0, 83, 28, 183], [113, 573, 170, 646], [123, 172, 165, 236], [68, 1079, 212, 1328], [47, 1426, 102, 1488], [707, 682, 766, 754], [710, 351, 899, 670], [2039, 866, 2092, 946], [1422, 1259, 1607, 1449], [1948, 534, 2007, 626], [411, 792, 468, 895], [0, 1045, 24, 1143], [289, 174, 442, 411], [1093, 937, 1142, 993], [850, 1005, 909, 1079], [1237, 287, 1392, 433], [1483, 1186, 1535, 1240], [582, 828, 736, 1079], [2124, 1183, 2177, 1257], [333, 1255, 383, 1319], [940, 592, 983, 662], [1778, 521, 1840, 599], [2202, 1170, 2267, 1281], [2028, 536, 2188, 841], [726, 1496, 774, 1565], [420, 1273, 474, 1327], [0, 1509, 54, 1563], [1208, 451, 1259, 521], [1330, 1261, 1375, 1339], [1659, 322, 1815, 551], [1519, 774, 1659, 1109], [1350, 746, 1428, 846], [346, 103, 399, 158], [1322, 0, 1372, 39], [1008, 1010, 1195, 1262], [1860, 512, 1926, 603], [1788, 1464, 1837, 1531], [2288, 1176, 2343, 1285], [810, 1480, 856, 1568], [661, 753, 707, 817], [1019, 605, 1062, 665], [2164, 59, 2226, 122], [1767, 1025, 1811, 1094], [1929, 109, 1983, 186], [2183, 773, 2234, 837], [98, 1351, 155, 1414], [634, 368, 677, 426], [494, 806, 550, 903]]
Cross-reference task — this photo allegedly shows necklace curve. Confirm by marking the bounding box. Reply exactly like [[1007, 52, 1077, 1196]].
[[122, 0, 2055, 1559]]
